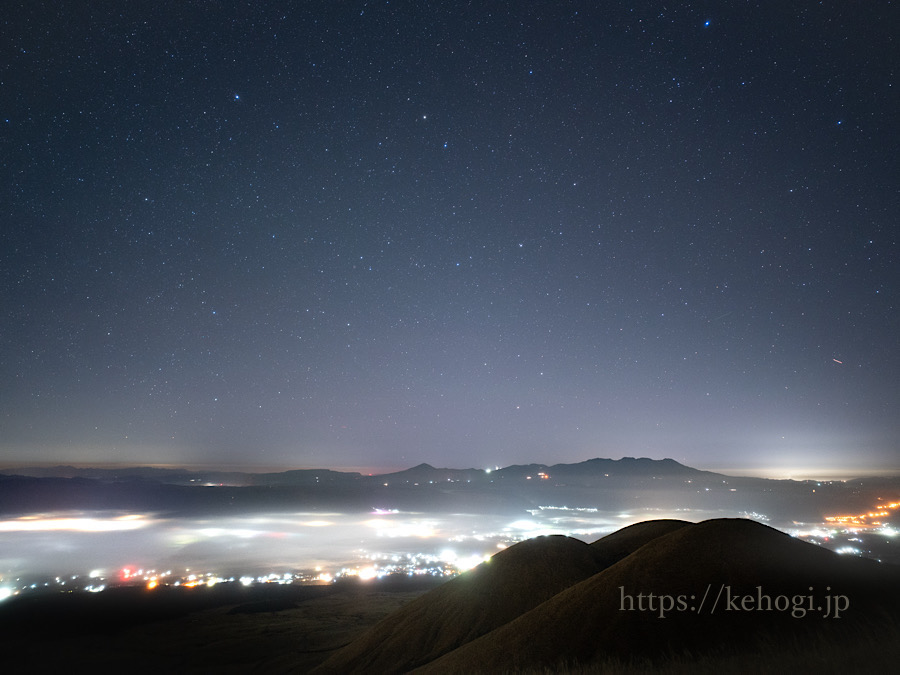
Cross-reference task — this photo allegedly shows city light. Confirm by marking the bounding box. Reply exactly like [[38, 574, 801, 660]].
[[824, 498, 900, 529], [2, 496, 897, 603], [0, 513, 150, 532]]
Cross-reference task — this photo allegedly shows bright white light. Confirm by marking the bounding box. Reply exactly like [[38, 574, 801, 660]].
[[364, 519, 435, 538], [0, 514, 150, 532], [455, 554, 488, 571], [507, 520, 539, 530], [358, 567, 377, 581], [0, 588, 12, 602], [196, 527, 259, 539]]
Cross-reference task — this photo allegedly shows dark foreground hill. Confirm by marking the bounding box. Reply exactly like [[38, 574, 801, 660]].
[[318, 518, 900, 674], [0, 576, 443, 674], [588, 518, 692, 568], [312, 535, 605, 673], [314, 519, 691, 674]]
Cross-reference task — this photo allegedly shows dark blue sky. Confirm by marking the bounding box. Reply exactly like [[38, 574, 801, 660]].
[[2, 2, 897, 475]]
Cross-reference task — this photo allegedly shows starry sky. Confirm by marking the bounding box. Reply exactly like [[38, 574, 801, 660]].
[[2, 2, 898, 475]]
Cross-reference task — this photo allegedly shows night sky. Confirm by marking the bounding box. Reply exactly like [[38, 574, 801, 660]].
[[2, 2, 898, 475]]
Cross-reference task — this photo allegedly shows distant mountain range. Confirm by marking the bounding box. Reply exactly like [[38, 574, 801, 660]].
[[0, 457, 896, 522], [381, 456, 717, 485], [1, 456, 711, 486], [314, 518, 900, 673]]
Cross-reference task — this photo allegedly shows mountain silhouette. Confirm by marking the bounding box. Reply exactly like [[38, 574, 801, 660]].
[[589, 518, 693, 568], [314, 519, 693, 673], [314, 535, 605, 673], [318, 518, 900, 673]]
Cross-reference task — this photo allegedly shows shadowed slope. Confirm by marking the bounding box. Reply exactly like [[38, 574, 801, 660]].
[[421, 519, 900, 673], [315, 521, 695, 674], [313, 535, 604, 674], [589, 518, 692, 568]]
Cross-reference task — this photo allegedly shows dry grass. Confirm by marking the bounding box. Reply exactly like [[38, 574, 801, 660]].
[[2, 583, 432, 674], [7, 520, 898, 674], [418, 519, 900, 673], [509, 619, 900, 674], [315, 535, 608, 674]]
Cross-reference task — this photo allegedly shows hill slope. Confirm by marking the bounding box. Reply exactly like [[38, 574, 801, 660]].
[[314, 535, 601, 673], [589, 518, 692, 568], [315, 520, 691, 674], [421, 518, 900, 672]]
